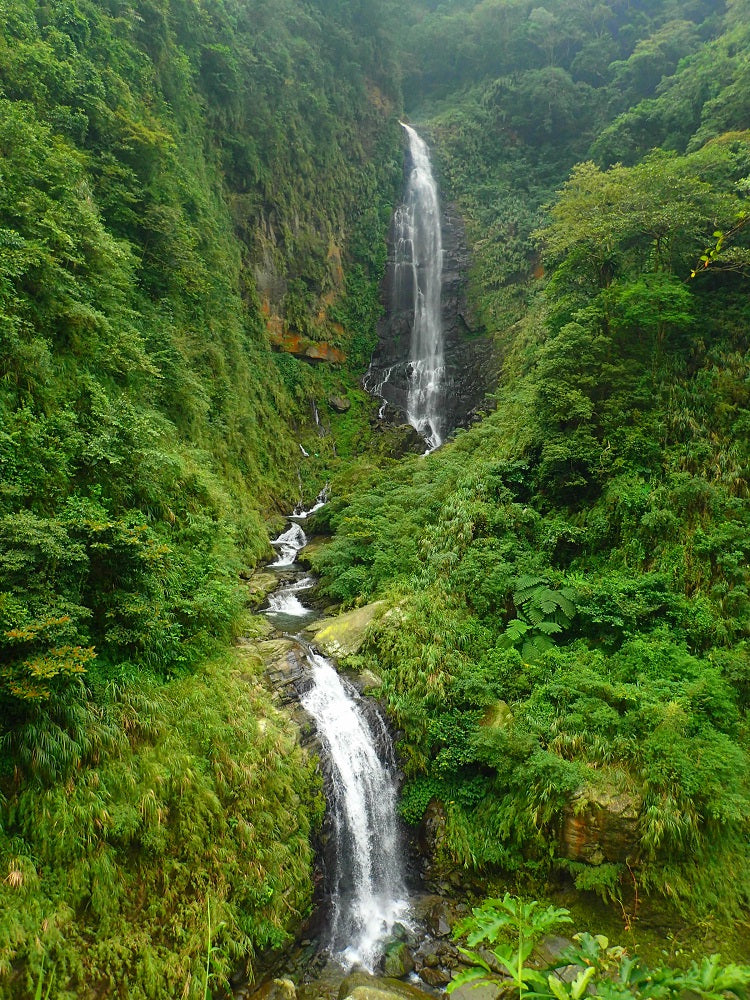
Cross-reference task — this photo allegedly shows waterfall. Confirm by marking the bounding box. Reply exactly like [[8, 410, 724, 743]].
[[264, 494, 410, 969], [398, 123, 445, 450], [269, 522, 307, 567], [300, 650, 409, 970], [266, 576, 315, 618]]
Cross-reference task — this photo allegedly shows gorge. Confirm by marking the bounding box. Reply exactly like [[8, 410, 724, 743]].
[[2, 0, 750, 997]]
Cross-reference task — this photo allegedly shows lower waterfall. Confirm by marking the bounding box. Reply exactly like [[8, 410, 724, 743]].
[[265, 498, 410, 970], [301, 650, 409, 970]]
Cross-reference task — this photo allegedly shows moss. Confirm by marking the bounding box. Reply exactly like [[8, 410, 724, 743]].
[[0, 650, 323, 999]]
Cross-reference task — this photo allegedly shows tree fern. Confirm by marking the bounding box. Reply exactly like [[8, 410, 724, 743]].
[[503, 576, 578, 660]]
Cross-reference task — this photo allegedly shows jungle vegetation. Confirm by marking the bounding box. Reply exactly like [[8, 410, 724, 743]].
[[2, 0, 750, 995], [312, 0, 750, 947]]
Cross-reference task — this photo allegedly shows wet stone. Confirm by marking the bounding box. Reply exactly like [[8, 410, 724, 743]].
[[532, 935, 574, 968], [338, 972, 433, 1000], [448, 981, 503, 1000], [383, 941, 415, 978], [418, 967, 451, 989], [253, 979, 297, 1000]]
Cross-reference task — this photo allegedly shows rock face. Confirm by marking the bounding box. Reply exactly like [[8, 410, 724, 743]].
[[366, 144, 500, 441], [560, 782, 641, 865], [417, 800, 448, 869], [306, 601, 385, 658]]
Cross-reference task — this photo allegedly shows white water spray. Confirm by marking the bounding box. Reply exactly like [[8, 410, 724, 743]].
[[398, 123, 445, 450], [301, 651, 409, 970], [269, 522, 307, 567], [265, 490, 410, 969], [266, 577, 315, 618]]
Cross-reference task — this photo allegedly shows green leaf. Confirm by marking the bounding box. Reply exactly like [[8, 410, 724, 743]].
[[547, 975, 571, 1000], [447, 968, 491, 994]]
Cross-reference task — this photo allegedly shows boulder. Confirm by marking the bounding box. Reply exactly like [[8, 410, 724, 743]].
[[359, 668, 383, 694], [243, 570, 280, 608], [254, 979, 297, 1000], [532, 935, 573, 968], [338, 971, 433, 1000], [418, 967, 451, 989], [308, 602, 385, 658], [328, 395, 351, 413], [561, 779, 641, 865], [449, 980, 503, 1000], [383, 941, 415, 978], [412, 894, 455, 938], [257, 639, 305, 695]]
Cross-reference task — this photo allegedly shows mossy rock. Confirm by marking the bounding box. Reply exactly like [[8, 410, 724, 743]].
[[297, 537, 330, 570], [243, 570, 280, 608], [383, 940, 415, 978], [307, 601, 385, 658], [254, 980, 297, 1000], [338, 971, 433, 1000]]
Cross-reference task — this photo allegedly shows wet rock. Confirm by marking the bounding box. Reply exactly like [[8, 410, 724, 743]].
[[474, 949, 506, 976], [253, 978, 297, 1000], [413, 895, 456, 938], [417, 801, 447, 864], [561, 779, 641, 865], [243, 570, 280, 608], [359, 669, 383, 694], [383, 941, 415, 978], [434, 940, 459, 968], [328, 395, 351, 413], [366, 188, 500, 439], [258, 640, 306, 699], [418, 967, 451, 989], [391, 922, 418, 947], [307, 602, 386, 658], [338, 971, 433, 1000], [448, 980, 503, 1000], [532, 935, 573, 968]]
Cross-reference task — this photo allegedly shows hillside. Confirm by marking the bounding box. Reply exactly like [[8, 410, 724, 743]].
[[2, 0, 750, 995], [313, 0, 750, 945], [0, 0, 400, 995]]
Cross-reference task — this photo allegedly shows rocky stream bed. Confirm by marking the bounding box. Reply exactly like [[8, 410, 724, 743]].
[[233, 547, 575, 1000]]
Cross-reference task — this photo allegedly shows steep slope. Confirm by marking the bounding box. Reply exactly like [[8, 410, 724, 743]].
[[0, 0, 400, 995], [312, 0, 750, 948]]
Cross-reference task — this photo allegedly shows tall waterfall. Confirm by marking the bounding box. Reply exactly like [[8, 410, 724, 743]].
[[300, 650, 409, 970], [397, 123, 445, 450]]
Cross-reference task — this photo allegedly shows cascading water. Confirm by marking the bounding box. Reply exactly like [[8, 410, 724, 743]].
[[300, 650, 409, 970], [269, 522, 307, 567], [399, 123, 445, 450], [367, 124, 445, 451], [264, 492, 410, 970]]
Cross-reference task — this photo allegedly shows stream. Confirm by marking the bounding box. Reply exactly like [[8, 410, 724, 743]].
[[263, 495, 412, 973], [242, 123, 461, 998]]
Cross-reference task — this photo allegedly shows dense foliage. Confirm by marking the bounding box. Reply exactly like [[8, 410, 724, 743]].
[[312, 0, 750, 938], [0, 0, 398, 993], [4, 0, 750, 991], [450, 894, 750, 999]]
